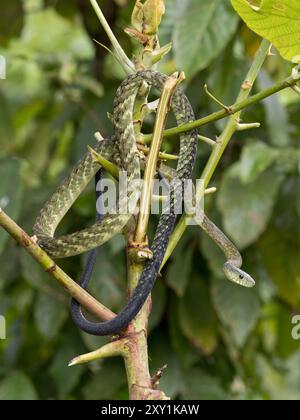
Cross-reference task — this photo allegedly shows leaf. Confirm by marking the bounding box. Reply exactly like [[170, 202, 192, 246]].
[[182, 367, 228, 400], [49, 334, 85, 399], [149, 330, 185, 398], [168, 297, 202, 368], [259, 303, 300, 358], [212, 277, 261, 347], [0, 92, 14, 154], [258, 176, 300, 310], [178, 276, 218, 355], [165, 237, 194, 296], [34, 293, 68, 340], [148, 281, 167, 331], [259, 71, 292, 147], [217, 164, 283, 249], [0, 158, 23, 254], [0, 371, 38, 400], [239, 140, 279, 183], [173, 0, 238, 79], [85, 247, 126, 313], [255, 354, 300, 400], [82, 360, 127, 400], [18, 8, 94, 61], [231, 0, 300, 63]]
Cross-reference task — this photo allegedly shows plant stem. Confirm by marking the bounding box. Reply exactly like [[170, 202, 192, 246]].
[[143, 62, 300, 143], [161, 39, 271, 268], [89, 0, 135, 75], [0, 208, 115, 322]]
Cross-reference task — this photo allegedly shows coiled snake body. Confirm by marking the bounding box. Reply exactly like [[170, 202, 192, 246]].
[[33, 70, 254, 336], [33, 70, 198, 335]]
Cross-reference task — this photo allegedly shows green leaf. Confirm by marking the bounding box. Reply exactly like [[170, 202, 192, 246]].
[[217, 164, 283, 249], [239, 140, 279, 183], [255, 354, 300, 400], [212, 277, 261, 347], [149, 330, 185, 399], [231, 0, 300, 63], [182, 367, 228, 400], [0, 92, 14, 154], [166, 238, 194, 296], [34, 293, 68, 340], [258, 177, 300, 309], [173, 0, 238, 79], [17, 8, 94, 60], [86, 247, 126, 313], [0, 158, 23, 254], [49, 334, 85, 399], [259, 71, 292, 147], [149, 281, 167, 331], [82, 360, 127, 400], [0, 371, 38, 400], [178, 277, 218, 355], [259, 303, 300, 358], [168, 297, 202, 368]]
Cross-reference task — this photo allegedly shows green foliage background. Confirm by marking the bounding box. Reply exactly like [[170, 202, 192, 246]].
[[0, 0, 300, 400]]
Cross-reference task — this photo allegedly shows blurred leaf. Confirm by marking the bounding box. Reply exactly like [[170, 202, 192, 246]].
[[182, 367, 228, 400], [231, 0, 300, 63], [16, 8, 94, 61], [168, 297, 202, 368], [259, 303, 300, 358], [0, 158, 23, 254], [82, 360, 127, 400], [34, 293, 68, 340], [212, 278, 261, 348], [166, 239, 194, 297], [149, 330, 185, 399], [173, 0, 238, 79], [217, 164, 283, 249], [0, 0, 24, 46], [0, 371, 38, 400], [258, 176, 300, 309], [87, 247, 126, 313], [149, 281, 167, 331], [178, 277, 218, 355], [255, 354, 300, 400], [0, 92, 14, 153], [49, 334, 85, 399], [239, 140, 279, 183], [259, 71, 292, 147]]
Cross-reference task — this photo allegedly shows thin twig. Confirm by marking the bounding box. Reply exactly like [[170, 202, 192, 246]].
[[89, 0, 135, 75]]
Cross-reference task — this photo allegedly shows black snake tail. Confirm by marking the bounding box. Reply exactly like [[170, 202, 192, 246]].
[[70, 169, 104, 327]]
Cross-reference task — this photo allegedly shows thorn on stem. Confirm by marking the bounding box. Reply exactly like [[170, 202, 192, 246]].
[[204, 84, 231, 113]]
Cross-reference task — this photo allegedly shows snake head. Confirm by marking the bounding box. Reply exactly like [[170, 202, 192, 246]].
[[223, 262, 255, 288]]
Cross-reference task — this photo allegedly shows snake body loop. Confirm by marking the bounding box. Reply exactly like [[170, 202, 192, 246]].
[[34, 70, 198, 336]]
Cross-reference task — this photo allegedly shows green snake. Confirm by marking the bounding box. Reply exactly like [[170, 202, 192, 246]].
[[33, 70, 254, 336]]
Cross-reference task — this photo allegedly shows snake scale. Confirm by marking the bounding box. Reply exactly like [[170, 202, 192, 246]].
[[33, 70, 254, 337]]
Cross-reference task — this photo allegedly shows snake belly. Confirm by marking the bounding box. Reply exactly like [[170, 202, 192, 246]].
[[33, 70, 198, 335]]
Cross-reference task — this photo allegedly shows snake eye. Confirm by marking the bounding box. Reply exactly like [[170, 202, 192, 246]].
[[239, 274, 244, 280]]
